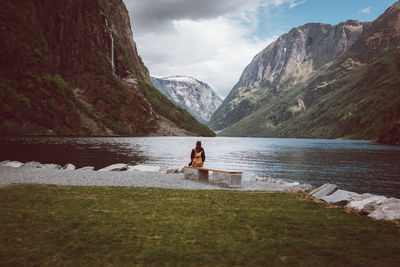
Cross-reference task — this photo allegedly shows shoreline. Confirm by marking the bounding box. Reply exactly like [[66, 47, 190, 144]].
[[0, 161, 312, 193], [1, 160, 399, 222]]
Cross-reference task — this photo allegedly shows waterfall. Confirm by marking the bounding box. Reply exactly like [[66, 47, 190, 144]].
[[110, 32, 115, 75], [105, 18, 115, 75]]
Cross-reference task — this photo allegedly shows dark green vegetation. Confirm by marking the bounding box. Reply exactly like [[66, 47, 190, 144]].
[[220, 49, 400, 140], [0, 0, 214, 137], [1, 184, 399, 266]]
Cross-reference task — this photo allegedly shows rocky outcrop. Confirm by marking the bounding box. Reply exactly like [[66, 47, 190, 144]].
[[344, 1, 400, 63], [0, 0, 215, 137], [209, 20, 367, 131], [151, 76, 222, 123]]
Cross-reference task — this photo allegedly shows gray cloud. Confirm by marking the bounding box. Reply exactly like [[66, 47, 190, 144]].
[[121, 0, 282, 97], [124, 0, 259, 33]]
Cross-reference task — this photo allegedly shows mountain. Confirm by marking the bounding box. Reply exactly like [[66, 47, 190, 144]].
[[0, 0, 215, 137], [209, 1, 400, 144], [208, 20, 368, 131], [151, 76, 222, 123]]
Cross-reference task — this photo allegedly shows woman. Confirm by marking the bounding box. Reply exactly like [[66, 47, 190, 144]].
[[189, 141, 205, 167]]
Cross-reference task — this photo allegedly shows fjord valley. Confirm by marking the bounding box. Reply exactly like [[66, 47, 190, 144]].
[[209, 1, 400, 145], [151, 76, 222, 124], [0, 0, 215, 137]]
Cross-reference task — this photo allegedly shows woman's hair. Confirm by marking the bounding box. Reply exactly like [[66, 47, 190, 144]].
[[196, 141, 201, 150]]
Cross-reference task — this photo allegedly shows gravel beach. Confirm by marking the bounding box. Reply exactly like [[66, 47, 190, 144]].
[[0, 164, 312, 192], [2, 162, 399, 221]]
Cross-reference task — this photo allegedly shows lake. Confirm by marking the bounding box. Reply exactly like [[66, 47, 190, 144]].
[[1, 136, 399, 198]]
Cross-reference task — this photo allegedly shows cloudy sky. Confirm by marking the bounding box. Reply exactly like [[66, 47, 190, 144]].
[[124, 0, 397, 99]]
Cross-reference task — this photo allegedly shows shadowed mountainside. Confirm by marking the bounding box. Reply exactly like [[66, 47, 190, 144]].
[[0, 0, 215, 137]]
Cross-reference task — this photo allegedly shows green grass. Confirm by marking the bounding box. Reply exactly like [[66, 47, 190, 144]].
[[1, 184, 399, 266]]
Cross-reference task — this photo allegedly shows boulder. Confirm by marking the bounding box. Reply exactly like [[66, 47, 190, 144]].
[[368, 198, 400, 221], [0, 160, 11, 166], [23, 161, 43, 168], [310, 184, 338, 199], [97, 163, 128, 171], [321, 189, 360, 206], [2, 161, 23, 168], [127, 165, 161, 172], [63, 163, 76, 170], [345, 194, 387, 213]]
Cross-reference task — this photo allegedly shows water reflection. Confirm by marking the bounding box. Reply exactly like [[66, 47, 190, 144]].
[[0, 137, 399, 198], [0, 137, 148, 169]]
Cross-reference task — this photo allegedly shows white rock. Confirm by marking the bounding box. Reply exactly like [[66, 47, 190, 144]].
[[97, 163, 128, 171], [345, 195, 387, 213], [368, 198, 400, 221], [3, 161, 23, 168], [0, 160, 11, 166], [321, 189, 360, 206], [63, 163, 76, 170], [23, 161, 43, 168], [310, 183, 338, 199], [127, 165, 161, 172], [23, 161, 61, 169]]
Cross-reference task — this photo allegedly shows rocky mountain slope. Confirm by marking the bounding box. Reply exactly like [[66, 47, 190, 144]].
[[151, 76, 222, 123], [209, 20, 368, 131], [209, 1, 400, 144], [0, 0, 214, 137]]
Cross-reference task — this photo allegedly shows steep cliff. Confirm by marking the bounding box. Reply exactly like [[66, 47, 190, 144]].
[[217, 1, 400, 144], [0, 0, 215, 136], [209, 20, 367, 131], [151, 76, 222, 123]]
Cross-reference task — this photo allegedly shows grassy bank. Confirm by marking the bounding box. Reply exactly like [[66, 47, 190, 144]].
[[0, 184, 399, 266]]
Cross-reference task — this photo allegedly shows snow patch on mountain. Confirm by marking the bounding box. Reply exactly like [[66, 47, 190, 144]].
[[151, 76, 223, 123]]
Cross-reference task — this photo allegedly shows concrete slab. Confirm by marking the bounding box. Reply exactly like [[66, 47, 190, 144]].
[[184, 167, 199, 181], [321, 189, 360, 206], [210, 172, 241, 188], [97, 163, 128, 171], [310, 183, 338, 199]]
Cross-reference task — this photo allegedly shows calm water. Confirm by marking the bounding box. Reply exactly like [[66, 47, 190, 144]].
[[1, 137, 399, 198]]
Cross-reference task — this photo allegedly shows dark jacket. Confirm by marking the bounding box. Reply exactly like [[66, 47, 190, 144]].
[[189, 147, 205, 166]]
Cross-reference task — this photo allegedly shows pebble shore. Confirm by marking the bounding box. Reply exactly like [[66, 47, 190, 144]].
[[0, 160, 312, 192]]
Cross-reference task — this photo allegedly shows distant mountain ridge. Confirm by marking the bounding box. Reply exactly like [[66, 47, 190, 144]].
[[151, 76, 222, 123], [0, 0, 215, 137], [208, 1, 400, 144]]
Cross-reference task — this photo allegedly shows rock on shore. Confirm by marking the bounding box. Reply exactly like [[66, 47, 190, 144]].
[[312, 183, 400, 221]]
